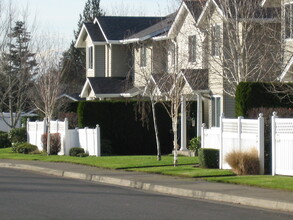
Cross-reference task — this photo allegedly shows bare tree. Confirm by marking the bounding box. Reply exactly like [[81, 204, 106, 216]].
[[0, 2, 37, 129], [202, 0, 281, 97], [32, 37, 66, 154]]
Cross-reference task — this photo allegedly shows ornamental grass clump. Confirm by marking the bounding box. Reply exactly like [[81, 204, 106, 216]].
[[225, 148, 260, 175]]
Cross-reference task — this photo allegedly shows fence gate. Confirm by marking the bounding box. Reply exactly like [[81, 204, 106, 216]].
[[272, 113, 293, 176]]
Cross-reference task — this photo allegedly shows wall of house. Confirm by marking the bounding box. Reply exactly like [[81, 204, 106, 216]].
[[94, 45, 106, 77], [86, 35, 95, 77], [133, 42, 153, 87], [111, 45, 130, 77], [176, 10, 204, 70], [153, 41, 168, 73], [223, 94, 235, 118]]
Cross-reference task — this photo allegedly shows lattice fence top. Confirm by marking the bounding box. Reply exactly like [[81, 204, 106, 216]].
[[242, 120, 258, 134], [222, 120, 237, 133], [275, 119, 293, 134]]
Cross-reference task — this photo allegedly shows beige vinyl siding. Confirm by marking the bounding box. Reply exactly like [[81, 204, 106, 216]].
[[94, 45, 105, 77], [86, 35, 94, 77], [176, 11, 204, 70], [153, 41, 167, 73], [134, 43, 152, 87], [111, 45, 130, 77], [208, 9, 224, 95]]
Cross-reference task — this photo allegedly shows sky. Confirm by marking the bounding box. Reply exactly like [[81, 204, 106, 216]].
[[16, 0, 179, 49]]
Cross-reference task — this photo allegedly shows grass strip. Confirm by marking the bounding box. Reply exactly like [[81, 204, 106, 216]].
[[127, 165, 234, 178], [0, 148, 198, 169], [205, 176, 293, 191]]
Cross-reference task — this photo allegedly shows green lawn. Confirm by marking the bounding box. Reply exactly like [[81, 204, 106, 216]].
[[205, 176, 293, 191], [127, 166, 234, 178], [0, 148, 198, 169]]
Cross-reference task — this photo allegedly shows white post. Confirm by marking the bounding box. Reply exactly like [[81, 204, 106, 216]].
[[201, 123, 206, 149], [258, 113, 264, 175], [271, 112, 275, 176], [219, 113, 224, 169], [59, 118, 68, 156], [85, 127, 88, 154], [197, 93, 202, 137], [238, 116, 243, 151], [27, 118, 30, 143], [96, 125, 101, 157], [180, 96, 187, 151]]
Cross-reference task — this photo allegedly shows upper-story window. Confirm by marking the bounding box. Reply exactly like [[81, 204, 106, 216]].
[[211, 25, 221, 56], [88, 46, 93, 69], [188, 35, 197, 62], [285, 3, 293, 39], [140, 46, 147, 67], [170, 43, 176, 67]]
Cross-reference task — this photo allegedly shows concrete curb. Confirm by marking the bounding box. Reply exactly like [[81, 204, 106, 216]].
[[1, 162, 293, 213]]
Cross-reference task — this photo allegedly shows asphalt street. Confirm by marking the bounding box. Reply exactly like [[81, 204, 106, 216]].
[[0, 168, 293, 220]]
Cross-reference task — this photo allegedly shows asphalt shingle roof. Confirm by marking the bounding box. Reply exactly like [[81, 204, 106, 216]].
[[182, 69, 209, 91], [84, 23, 105, 42], [96, 16, 165, 40], [88, 77, 128, 94]]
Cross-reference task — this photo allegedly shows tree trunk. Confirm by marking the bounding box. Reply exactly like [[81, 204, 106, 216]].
[[151, 100, 161, 161], [172, 117, 178, 167], [46, 117, 51, 155]]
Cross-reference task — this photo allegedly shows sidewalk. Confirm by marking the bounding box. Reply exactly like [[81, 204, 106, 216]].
[[1, 159, 293, 213]]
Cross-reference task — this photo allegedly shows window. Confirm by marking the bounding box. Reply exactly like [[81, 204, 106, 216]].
[[88, 46, 93, 69], [188, 35, 197, 62], [140, 46, 147, 67], [211, 25, 221, 56], [285, 3, 293, 39], [211, 96, 221, 127]]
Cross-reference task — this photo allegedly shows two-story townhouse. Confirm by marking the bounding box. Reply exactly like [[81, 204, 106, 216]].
[[262, 0, 293, 82], [75, 16, 166, 99]]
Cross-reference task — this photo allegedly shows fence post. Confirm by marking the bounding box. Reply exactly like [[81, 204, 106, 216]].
[[219, 113, 224, 169], [27, 118, 30, 143], [96, 125, 101, 157], [85, 127, 88, 154], [258, 113, 264, 175], [201, 123, 206, 149], [238, 116, 243, 151], [271, 112, 277, 176]]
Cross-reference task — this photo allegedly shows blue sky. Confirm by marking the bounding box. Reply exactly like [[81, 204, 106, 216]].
[[18, 0, 179, 49]]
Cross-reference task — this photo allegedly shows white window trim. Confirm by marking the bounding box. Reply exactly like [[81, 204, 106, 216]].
[[88, 46, 94, 70], [211, 24, 221, 57], [285, 2, 293, 40]]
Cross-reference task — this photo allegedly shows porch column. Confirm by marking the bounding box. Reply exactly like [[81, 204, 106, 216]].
[[180, 96, 187, 151], [197, 93, 202, 137]]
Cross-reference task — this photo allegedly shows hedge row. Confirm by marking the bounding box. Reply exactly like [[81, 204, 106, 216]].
[[77, 101, 173, 155], [235, 82, 293, 117]]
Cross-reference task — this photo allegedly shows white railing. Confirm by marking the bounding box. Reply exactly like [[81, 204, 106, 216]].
[[27, 119, 101, 156], [202, 114, 264, 174], [272, 112, 293, 176]]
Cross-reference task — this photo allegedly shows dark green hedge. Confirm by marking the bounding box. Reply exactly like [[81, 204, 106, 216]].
[[235, 82, 293, 117], [198, 148, 219, 168], [77, 101, 172, 155]]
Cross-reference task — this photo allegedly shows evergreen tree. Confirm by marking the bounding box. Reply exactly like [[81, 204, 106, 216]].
[[0, 21, 37, 128], [61, 0, 104, 93]]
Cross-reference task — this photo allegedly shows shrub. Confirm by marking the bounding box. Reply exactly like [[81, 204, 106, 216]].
[[225, 148, 260, 175], [0, 133, 12, 148], [198, 148, 219, 168], [77, 153, 89, 157], [69, 147, 85, 157], [188, 137, 201, 156], [101, 139, 112, 155], [41, 133, 61, 155], [8, 127, 27, 144], [15, 143, 37, 154]]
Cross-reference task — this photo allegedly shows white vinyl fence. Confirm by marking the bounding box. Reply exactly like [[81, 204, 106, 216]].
[[27, 118, 101, 156], [272, 112, 293, 176], [201, 114, 264, 174]]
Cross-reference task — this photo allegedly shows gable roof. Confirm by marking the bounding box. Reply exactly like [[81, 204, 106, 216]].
[[88, 77, 127, 94], [84, 23, 105, 42], [181, 69, 209, 91], [95, 16, 165, 41], [126, 13, 176, 41], [184, 0, 207, 21]]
